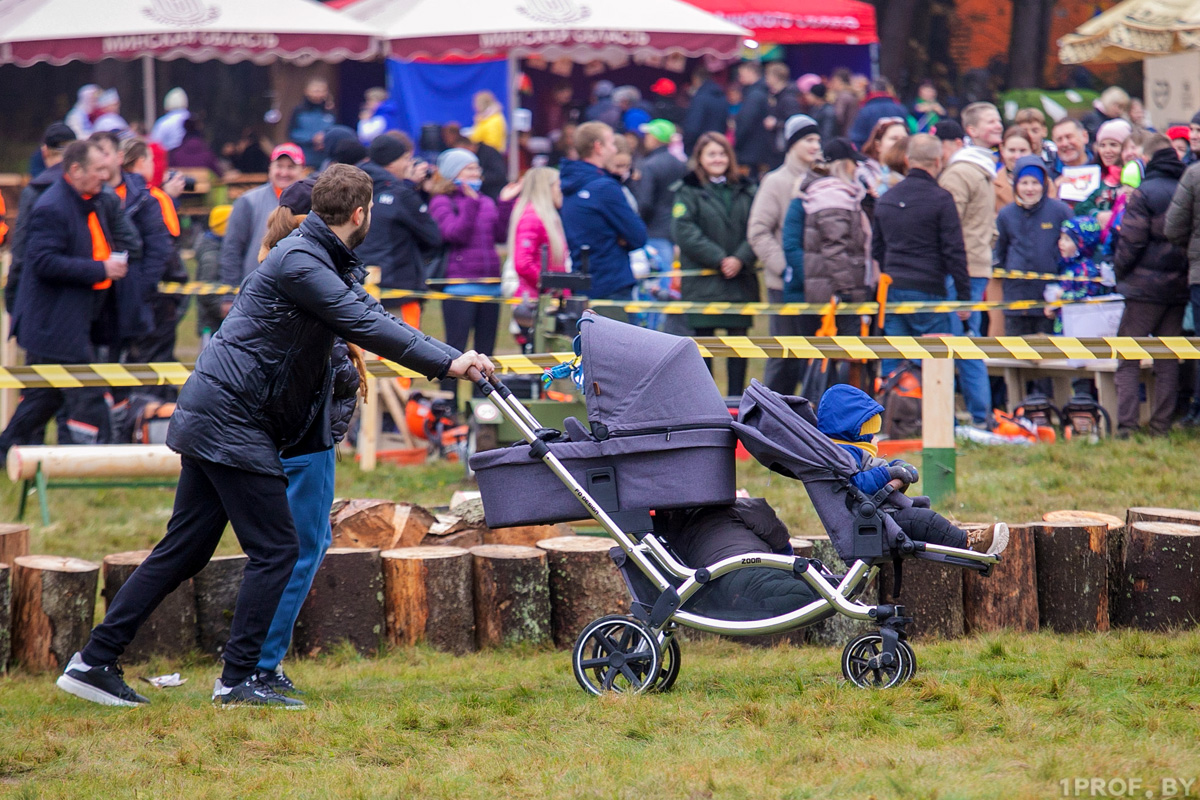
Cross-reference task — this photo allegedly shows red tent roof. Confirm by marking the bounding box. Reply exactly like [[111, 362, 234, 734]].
[[684, 0, 877, 46]]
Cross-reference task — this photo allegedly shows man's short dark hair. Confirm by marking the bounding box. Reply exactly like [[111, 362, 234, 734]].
[[311, 164, 373, 227], [89, 130, 121, 150], [62, 140, 99, 172]]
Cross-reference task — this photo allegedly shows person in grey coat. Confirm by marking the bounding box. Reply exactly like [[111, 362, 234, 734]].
[[218, 144, 303, 289]]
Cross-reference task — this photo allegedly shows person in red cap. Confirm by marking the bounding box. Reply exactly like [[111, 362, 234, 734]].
[[649, 77, 685, 126], [218, 143, 304, 292]]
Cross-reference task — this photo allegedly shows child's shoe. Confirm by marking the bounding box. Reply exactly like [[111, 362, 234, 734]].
[[966, 522, 1009, 556]]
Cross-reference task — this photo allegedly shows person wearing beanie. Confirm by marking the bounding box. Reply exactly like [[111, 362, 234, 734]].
[[151, 87, 190, 151], [1166, 124, 1192, 163], [635, 119, 688, 272], [196, 205, 232, 342], [1073, 118, 1132, 221], [92, 89, 130, 136], [329, 137, 367, 167], [356, 132, 442, 325], [748, 113, 822, 395]]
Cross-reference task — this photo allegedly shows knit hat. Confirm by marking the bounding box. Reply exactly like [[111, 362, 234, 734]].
[[933, 119, 965, 141], [1016, 163, 1044, 184], [279, 176, 317, 215], [1191, 110, 1200, 127], [797, 73, 822, 94], [640, 119, 676, 144], [207, 205, 232, 237], [330, 138, 367, 166], [163, 88, 188, 112], [1095, 118, 1132, 144], [368, 134, 409, 167], [1167, 124, 1191, 142], [784, 114, 820, 151], [436, 147, 479, 182]]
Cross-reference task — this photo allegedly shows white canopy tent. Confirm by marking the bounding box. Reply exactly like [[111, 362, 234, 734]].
[[1058, 0, 1200, 64]]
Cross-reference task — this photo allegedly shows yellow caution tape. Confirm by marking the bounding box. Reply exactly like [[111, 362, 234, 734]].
[[992, 268, 1110, 284]]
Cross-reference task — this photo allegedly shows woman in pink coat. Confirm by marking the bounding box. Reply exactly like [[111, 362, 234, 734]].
[[506, 167, 568, 349]]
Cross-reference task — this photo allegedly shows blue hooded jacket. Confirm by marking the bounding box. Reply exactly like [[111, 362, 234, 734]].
[[816, 384, 891, 494], [995, 155, 1072, 317], [559, 159, 648, 299]]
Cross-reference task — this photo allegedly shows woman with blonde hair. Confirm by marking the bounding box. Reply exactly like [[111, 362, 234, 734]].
[[507, 167, 567, 350], [467, 90, 507, 152]]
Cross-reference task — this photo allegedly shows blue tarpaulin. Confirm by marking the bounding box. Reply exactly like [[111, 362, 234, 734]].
[[384, 57, 508, 147]]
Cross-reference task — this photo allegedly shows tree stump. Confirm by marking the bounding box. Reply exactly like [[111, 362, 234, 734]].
[[330, 499, 437, 550], [0, 524, 30, 569], [538, 536, 629, 648], [1043, 510, 1124, 529], [470, 545, 551, 648], [1111, 522, 1200, 630], [102, 551, 197, 662], [1035, 522, 1109, 632], [798, 536, 877, 647], [380, 547, 475, 654], [293, 548, 385, 657], [193, 554, 247, 658], [1126, 507, 1200, 527], [963, 523, 1039, 634], [0, 563, 11, 673], [11, 556, 99, 672], [878, 555, 965, 639]]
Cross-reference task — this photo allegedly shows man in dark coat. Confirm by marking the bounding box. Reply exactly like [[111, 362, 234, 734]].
[[58, 165, 493, 710], [872, 134, 971, 378], [849, 78, 910, 149], [682, 68, 729, 155], [733, 62, 773, 177], [634, 120, 688, 272], [763, 62, 803, 170], [1113, 136, 1188, 435], [0, 141, 130, 456]]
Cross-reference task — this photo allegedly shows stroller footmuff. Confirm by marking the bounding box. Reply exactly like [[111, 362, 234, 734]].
[[468, 313, 1001, 695]]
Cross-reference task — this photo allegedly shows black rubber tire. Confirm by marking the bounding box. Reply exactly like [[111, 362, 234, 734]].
[[841, 632, 914, 689], [572, 615, 662, 696], [653, 635, 681, 693]]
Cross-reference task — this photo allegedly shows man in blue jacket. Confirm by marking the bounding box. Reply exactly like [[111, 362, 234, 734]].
[[559, 121, 648, 302], [0, 140, 129, 457], [849, 78, 911, 149]]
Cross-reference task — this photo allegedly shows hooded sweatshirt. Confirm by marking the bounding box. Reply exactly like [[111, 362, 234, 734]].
[[559, 159, 648, 298], [939, 145, 1000, 279], [995, 155, 1073, 316], [816, 384, 892, 495]]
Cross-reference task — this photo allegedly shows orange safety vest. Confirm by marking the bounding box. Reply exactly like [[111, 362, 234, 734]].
[[83, 193, 113, 290]]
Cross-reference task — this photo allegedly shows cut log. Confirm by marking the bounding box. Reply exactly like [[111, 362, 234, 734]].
[[470, 544, 551, 648], [798, 536, 877, 647], [538, 536, 628, 648], [11, 556, 99, 672], [329, 498, 438, 551], [102, 551, 197, 662], [789, 538, 815, 559], [1043, 510, 1124, 529], [193, 554, 247, 658], [0, 524, 30, 569], [293, 548, 385, 657], [485, 523, 575, 548], [380, 547, 475, 654], [1035, 522, 1109, 632], [879, 555, 964, 639], [1111, 522, 1200, 630], [392, 503, 440, 548], [1126, 507, 1200, 527], [425, 528, 484, 549], [449, 496, 486, 527], [963, 523, 1039, 634], [0, 563, 10, 673]]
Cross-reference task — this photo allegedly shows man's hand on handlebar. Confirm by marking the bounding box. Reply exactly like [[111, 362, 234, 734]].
[[446, 350, 495, 380]]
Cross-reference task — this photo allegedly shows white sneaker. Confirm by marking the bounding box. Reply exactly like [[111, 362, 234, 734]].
[[966, 522, 1009, 556]]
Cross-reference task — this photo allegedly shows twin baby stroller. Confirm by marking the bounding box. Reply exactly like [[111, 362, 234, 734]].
[[469, 312, 1000, 693]]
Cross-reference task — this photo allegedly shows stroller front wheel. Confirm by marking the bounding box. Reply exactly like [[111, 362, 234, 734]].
[[572, 615, 663, 696], [841, 632, 916, 689], [652, 635, 682, 693]]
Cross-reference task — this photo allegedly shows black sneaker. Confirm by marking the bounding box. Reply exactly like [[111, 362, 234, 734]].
[[56, 652, 150, 707], [256, 668, 303, 696], [212, 676, 306, 709]]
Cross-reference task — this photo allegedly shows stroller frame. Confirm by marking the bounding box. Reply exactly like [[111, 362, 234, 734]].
[[466, 369, 1000, 693]]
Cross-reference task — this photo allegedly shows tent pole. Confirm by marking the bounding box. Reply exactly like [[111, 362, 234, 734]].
[[507, 49, 519, 180], [142, 54, 156, 130]]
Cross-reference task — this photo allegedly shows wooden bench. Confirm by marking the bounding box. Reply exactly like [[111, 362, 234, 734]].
[[8, 445, 181, 525], [985, 357, 1155, 427]]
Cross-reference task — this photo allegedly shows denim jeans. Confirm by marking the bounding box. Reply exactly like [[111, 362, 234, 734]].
[[946, 275, 993, 425], [882, 287, 951, 377]]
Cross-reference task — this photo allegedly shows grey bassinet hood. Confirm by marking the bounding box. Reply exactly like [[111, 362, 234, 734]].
[[579, 311, 731, 435]]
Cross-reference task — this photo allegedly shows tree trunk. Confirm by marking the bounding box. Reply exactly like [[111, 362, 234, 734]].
[[293, 547, 385, 657], [193, 554, 247, 658], [0, 524, 30, 569], [1035, 522, 1110, 632], [538, 536, 629, 649], [102, 551, 197, 662], [1007, 0, 1050, 88], [1111, 522, 1200, 630], [963, 523, 1039, 633], [0, 563, 10, 673], [1126, 508, 1200, 527], [380, 546, 475, 654], [1043, 511, 1124, 530], [11, 556, 99, 672], [798, 536, 877, 647], [878, 555, 965, 639], [878, 0, 919, 86], [470, 544, 551, 648]]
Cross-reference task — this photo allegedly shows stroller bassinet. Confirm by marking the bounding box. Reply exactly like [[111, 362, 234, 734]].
[[467, 312, 1000, 695]]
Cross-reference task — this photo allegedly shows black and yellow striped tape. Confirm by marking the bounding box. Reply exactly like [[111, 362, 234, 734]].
[[4, 337, 1197, 388], [992, 268, 1109, 284]]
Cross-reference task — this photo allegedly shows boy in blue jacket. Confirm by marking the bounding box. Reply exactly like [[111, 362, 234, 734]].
[[816, 385, 1008, 555]]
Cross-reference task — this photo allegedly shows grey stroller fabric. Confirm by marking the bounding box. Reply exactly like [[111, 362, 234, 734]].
[[471, 311, 737, 528], [733, 379, 905, 566]]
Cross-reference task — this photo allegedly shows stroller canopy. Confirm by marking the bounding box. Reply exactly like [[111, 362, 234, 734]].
[[579, 311, 731, 435]]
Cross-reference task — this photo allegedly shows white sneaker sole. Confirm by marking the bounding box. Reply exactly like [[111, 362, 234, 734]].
[[987, 522, 1010, 556], [213, 699, 307, 710], [56, 673, 144, 708]]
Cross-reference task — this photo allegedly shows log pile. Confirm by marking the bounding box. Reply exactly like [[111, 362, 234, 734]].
[[537, 536, 628, 648], [0, 524, 30, 569], [193, 554, 247, 658], [0, 562, 10, 673], [879, 555, 964, 639]]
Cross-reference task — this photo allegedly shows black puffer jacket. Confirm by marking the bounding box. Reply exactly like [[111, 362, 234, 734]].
[[1115, 148, 1189, 304], [329, 339, 360, 444], [354, 160, 443, 291], [167, 214, 457, 477]]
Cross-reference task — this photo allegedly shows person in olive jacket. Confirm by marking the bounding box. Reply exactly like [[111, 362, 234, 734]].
[[671, 131, 758, 396], [59, 165, 494, 710]]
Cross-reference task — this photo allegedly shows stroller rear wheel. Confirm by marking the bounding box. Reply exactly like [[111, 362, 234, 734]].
[[653, 635, 682, 693], [841, 632, 916, 689], [573, 615, 663, 696]]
